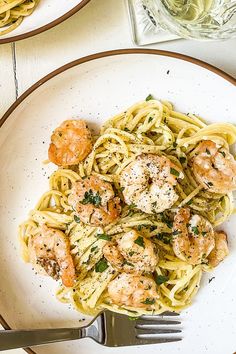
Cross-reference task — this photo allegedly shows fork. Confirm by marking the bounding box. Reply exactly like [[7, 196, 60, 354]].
[[0, 310, 182, 350]]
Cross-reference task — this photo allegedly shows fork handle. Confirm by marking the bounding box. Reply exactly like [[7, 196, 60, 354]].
[[0, 327, 86, 350]]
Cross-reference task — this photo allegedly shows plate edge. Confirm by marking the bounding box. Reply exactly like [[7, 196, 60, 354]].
[[1, 48, 235, 129], [0, 0, 90, 44]]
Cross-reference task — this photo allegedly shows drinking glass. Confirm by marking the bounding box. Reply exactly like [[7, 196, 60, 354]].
[[139, 0, 236, 39]]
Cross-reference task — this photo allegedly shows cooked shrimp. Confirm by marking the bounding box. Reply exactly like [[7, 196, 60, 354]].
[[120, 154, 183, 214], [48, 119, 92, 166], [28, 225, 75, 287], [172, 208, 215, 265], [103, 230, 158, 274], [108, 273, 158, 308], [192, 140, 236, 194], [208, 231, 229, 267], [103, 242, 125, 269], [68, 175, 121, 226]]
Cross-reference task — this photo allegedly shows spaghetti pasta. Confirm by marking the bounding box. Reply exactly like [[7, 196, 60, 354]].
[[19, 98, 236, 317], [0, 0, 39, 35]]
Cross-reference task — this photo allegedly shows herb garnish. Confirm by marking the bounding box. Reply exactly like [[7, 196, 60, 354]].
[[156, 233, 172, 244], [155, 275, 169, 285], [81, 189, 101, 206], [95, 258, 109, 273], [179, 156, 186, 164], [134, 236, 145, 248], [192, 226, 199, 235], [123, 260, 134, 267], [220, 151, 226, 157], [148, 117, 153, 123], [145, 94, 153, 101], [160, 213, 173, 228], [170, 168, 180, 177], [74, 215, 80, 223], [96, 233, 111, 241], [129, 203, 137, 209], [91, 246, 98, 252], [206, 148, 211, 155], [141, 298, 155, 305], [208, 277, 215, 283]]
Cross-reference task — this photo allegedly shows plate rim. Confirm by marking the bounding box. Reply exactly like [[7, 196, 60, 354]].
[[1, 48, 235, 128], [0, 0, 90, 44], [0, 48, 235, 354]]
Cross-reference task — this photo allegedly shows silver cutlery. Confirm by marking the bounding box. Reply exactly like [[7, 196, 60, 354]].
[[0, 310, 182, 350]]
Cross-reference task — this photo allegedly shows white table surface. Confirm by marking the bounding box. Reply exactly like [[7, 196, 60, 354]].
[[0, 0, 235, 353]]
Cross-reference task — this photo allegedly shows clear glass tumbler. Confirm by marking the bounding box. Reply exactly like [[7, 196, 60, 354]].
[[143, 0, 236, 39]]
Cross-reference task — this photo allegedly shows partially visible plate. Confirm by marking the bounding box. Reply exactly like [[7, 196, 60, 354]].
[[0, 0, 90, 44], [0, 49, 236, 354]]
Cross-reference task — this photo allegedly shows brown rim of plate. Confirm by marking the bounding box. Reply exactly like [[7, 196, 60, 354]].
[[0, 48, 235, 354], [0, 0, 90, 44]]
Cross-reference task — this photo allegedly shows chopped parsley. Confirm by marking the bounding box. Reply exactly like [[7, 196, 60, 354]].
[[123, 260, 134, 267], [129, 203, 137, 209], [148, 117, 153, 123], [95, 258, 108, 273], [155, 275, 169, 285], [145, 94, 153, 101], [208, 277, 215, 283], [91, 246, 98, 252], [220, 151, 226, 157], [202, 231, 207, 236], [170, 168, 180, 177], [179, 156, 186, 164], [141, 298, 155, 305], [192, 226, 199, 235], [173, 142, 177, 148], [96, 233, 111, 241], [206, 181, 213, 187], [160, 213, 173, 229], [152, 201, 157, 208], [206, 148, 211, 155], [124, 127, 130, 132], [173, 229, 179, 236], [81, 189, 101, 206], [186, 200, 192, 205], [134, 236, 145, 248], [156, 233, 172, 244], [119, 187, 125, 192], [137, 225, 144, 231], [74, 215, 80, 223], [129, 251, 135, 257]]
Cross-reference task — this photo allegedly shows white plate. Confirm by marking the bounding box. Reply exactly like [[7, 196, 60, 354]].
[[0, 49, 236, 354], [0, 0, 90, 44]]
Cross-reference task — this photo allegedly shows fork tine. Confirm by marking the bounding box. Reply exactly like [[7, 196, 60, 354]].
[[136, 319, 181, 326], [161, 311, 180, 316], [141, 312, 179, 319], [135, 337, 182, 345], [136, 328, 182, 335]]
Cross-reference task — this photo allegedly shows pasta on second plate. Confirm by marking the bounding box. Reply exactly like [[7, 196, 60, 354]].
[[19, 98, 236, 317]]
